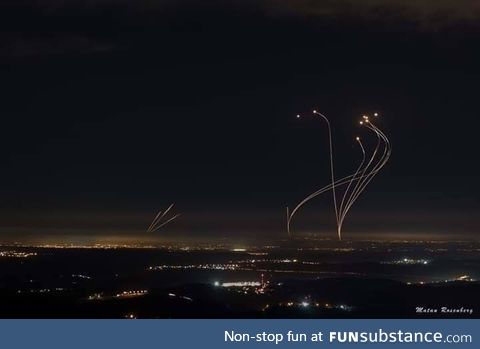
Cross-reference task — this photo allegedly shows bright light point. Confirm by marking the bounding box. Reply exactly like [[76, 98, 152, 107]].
[[374, 112, 379, 116], [362, 115, 368, 119], [214, 281, 220, 287], [301, 302, 309, 308], [355, 137, 360, 141], [296, 114, 300, 118], [359, 121, 363, 125], [313, 110, 317, 113]]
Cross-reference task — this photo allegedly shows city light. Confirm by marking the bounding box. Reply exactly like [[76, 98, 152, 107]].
[[381, 258, 431, 265], [221, 281, 261, 287], [0, 251, 37, 258]]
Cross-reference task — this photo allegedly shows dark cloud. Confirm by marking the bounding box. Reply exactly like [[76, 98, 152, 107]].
[[4, 0, 480, 22], [34, 0, 480, 23], [265, 0, 480, 23], [1, 0, 479, 59]]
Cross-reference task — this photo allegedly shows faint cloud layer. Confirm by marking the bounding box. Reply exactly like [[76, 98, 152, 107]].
[[11, 0, 480, 22], [1, 0, 479, 59], [265, 0, 480, 25]]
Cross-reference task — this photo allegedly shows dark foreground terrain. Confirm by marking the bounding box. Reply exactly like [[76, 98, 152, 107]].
[[0, 278, 478, 318], [0, 238, 478, 318]]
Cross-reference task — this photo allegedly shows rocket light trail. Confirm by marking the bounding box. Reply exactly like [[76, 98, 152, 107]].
[[352, 120, 391, 204], [157, 203, 175, 223], [147, 204, 180, 232], [147, 210, 163, 232], [336, 115, 393, 239], [289, 112, 339, 239], [152, 213, 181, 230], [287, 112, 391, 240], [337, 137, 365, 239], [337, 117, 383, 238], [149, 203, 176, 232], [348, 121, 391, 206], [313, 110, 339, 230], [286, 168, 385, 239], [338, 118, 391, 237]]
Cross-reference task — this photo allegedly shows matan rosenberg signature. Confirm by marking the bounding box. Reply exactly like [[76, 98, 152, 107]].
[[416, 307, 473, 315]]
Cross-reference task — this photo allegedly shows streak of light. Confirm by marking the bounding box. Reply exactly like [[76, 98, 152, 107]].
[[313, 110, 339, 234], [147, 210, 163, 232], [338, 117, 391, 236], [287, 111, 391, 240], [147, 203, 180, 232], [337, 137, 365, 240], [152, 213, 181, 231]]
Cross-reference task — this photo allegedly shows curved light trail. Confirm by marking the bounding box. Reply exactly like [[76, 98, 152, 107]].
[[287, 112, 391, 240]]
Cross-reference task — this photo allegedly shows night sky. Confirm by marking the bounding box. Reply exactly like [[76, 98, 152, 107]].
[[0, 1, 479, 238]]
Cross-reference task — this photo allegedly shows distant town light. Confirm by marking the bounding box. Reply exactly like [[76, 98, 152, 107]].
[[221, 281, 261, 288]]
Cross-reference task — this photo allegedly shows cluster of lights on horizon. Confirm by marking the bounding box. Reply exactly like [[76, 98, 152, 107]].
[[114, 290, 148, 298], [88, 289, 149, 301], [0, 250, 37, 258], [407, 275, 476, 285], [17, 287, 66, 294], [148, 263, 240, 271], [214, 274, 269, 294], [273, 300, 353, 312], [381, 258, 431, 265]]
